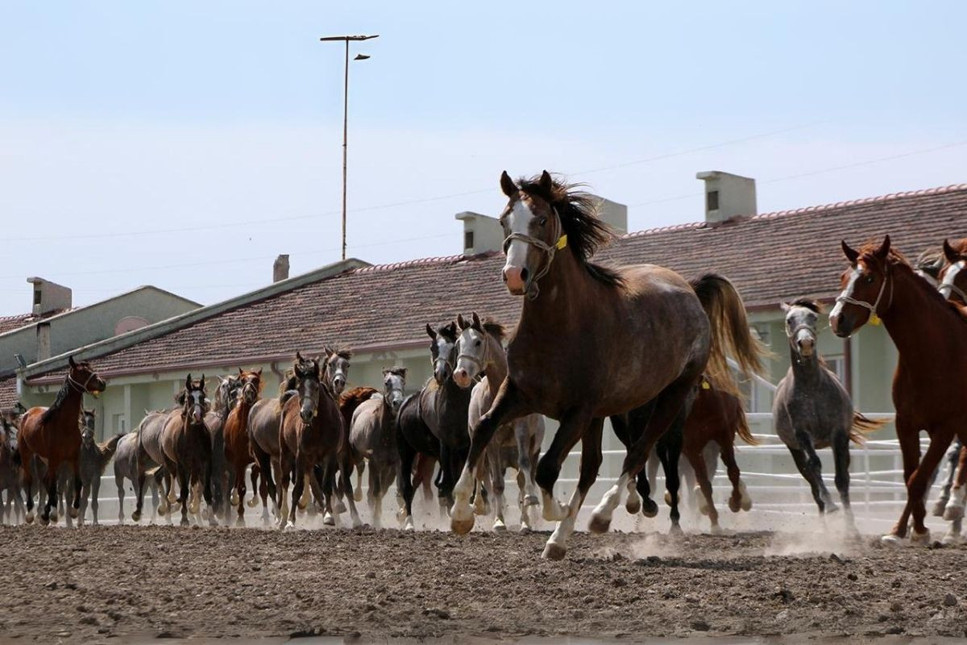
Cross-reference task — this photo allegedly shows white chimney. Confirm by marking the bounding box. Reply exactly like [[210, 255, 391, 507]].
[[696, 171, 757, 224], [273, 255, 290, 282], [455, 212, 504, 255], [27, 277, 72, 316]]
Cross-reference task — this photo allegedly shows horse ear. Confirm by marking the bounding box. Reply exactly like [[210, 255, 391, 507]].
[[185, 374, 192, 389], [238, 367, 244, 376], [295, 351, 303, 362], [398, 367, 407, 379], [199, 374, 205, 389], [457, 314, 469, 330], [471, 312, 482, 330], [780, 302, 791, 313], [69, 356, 77, 369], [539, 170, 553, 194], [500, 171, 517, 198], [874, 235, 891, 260], [256, 368, 262, 377], [426, 324, 437, 339], [943, 239, 961, 263], [841, 240, 859, 264]]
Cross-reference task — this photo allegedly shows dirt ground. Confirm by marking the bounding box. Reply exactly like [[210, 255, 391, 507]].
[[1, 521, 965, 644]]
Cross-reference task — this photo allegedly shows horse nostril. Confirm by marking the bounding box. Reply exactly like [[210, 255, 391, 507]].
[[519, 267, 529, 282]]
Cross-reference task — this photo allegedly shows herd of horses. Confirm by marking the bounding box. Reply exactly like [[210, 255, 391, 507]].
[[2, 171, 967, 560]]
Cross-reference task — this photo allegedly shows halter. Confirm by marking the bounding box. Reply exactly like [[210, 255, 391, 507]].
[[939, 261, 967, 303], [67, 370, 98, 394], [502, 230, 568, 300], [785, 322, 817, 340], [835, 265, 893, 324]]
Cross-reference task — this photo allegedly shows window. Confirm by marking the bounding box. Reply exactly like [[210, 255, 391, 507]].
[[826, 355, 847, 385], [464, 230, 474, 251], [707, 190, 720, 212]]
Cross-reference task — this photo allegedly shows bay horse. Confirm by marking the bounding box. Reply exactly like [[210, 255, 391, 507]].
[[278, 353, 361, 529], [830, 235, 967, 544], [76, 409, 121, 526], [452, 312, 544, 532], [450, 171, 764, 559], [160, 375, 216, 526], [223, 368, 263, 526], [776, 299, 884, 532], [19, 356, 107, 525], [349, 368, 406, 529], [396, 389, 443, 529]]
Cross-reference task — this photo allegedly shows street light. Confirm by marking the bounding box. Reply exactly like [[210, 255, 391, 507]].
[[320, 33, 379, 261]]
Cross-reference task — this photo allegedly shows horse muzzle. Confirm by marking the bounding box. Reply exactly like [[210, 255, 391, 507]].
[[502, 264, 529, 296], [829, 312, 853, 338], [332, 376, 346, 395], [452, 367, 473, 389]]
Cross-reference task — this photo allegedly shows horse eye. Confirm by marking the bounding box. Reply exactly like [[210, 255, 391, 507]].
[[864, 275, 875, 284], [475, 340, 482, 347], [538, 217, 547, 226]]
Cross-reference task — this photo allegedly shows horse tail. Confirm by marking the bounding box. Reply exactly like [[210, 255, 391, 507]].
[[849, 412, 887, 445], [690, 273, 768, 391], [338, 386, 379, 428], [100, 434, 123, 460], [733, 402, 759, 446]]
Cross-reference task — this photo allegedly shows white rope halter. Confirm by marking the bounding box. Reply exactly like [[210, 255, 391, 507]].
[[835, 266, 892, 321]]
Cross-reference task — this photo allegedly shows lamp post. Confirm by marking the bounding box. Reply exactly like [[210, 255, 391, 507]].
[[320, 33, 379, 261]]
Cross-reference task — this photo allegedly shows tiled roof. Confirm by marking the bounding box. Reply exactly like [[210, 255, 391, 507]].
[[0, 376, 18, 409], [23, 182, 967, 384]]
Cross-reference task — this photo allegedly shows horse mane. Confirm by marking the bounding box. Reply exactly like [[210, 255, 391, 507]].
[[789, 298, 825, 314], [39, 378, 72, 425], [338, 386, 379, 427], [328, 348, 353, 361], [481, 319, 506, 343], [516, 174, 624, 288], [384, 366, 407, 378], [862, 243, 967, 324]]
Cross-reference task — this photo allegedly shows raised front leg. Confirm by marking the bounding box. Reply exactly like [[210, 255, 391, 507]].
[[794, 428, 835, 512], [451, 379, 529, 534]]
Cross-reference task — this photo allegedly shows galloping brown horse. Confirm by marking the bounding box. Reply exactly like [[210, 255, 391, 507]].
[[161, 375, 216, 526], [223, 368, 263, 526], [18, 356, 106, 525], [450, 171, 763, 559], [278, 353, 361, 529], [830, 235, 967, 544]]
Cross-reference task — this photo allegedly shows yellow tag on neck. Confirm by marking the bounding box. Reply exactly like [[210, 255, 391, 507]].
[[555, 234, 568, 250], [701, 379, 711, 390], [870, 313, 881, 326]]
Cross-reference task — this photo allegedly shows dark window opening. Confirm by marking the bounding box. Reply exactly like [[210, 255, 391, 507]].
[[33, 289, 42, 306], [464, 230, 474, 250], [707, 190, 720, 212]]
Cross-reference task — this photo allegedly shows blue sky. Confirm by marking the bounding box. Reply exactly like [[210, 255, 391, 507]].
[[1, 2, 965, 316]]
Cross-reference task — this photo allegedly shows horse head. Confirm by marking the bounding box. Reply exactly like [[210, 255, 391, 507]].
[[236, 368, 263, 407], [67, 356, 107, 398], [426, 322, 458, 385], [179, 374, 210, 425], [830, 236, 893, 338], [294, 353, 322, 424], [323, 347, 352, 395], [939, 238, 967, 304], [781, 299, 823, 360], [453, 312, 505, 389], [80, 408, 97, 447], [381, 367, 407, 414], [215, 374, 242, 414]]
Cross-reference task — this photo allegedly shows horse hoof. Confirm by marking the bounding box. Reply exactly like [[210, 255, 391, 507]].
[[235, 517, 245, 528], [180, 518, 190, 527], [932, 500, 949, 517], [728, 497, 742, 513], [25, 513, 34, 525], [910, 529, 931, 546], [403, 518, 415, 532], [353, 490, 363, 503], [942, 531, 963, 546], [625, 496, 642, 515], [519, 524, 532, 535], [541, 542, 567, 561], [48, 512, 57, 524], [943, 505, 964, 522], [880, 534, 905, 546], [323, 512, 335, 526], [493, 520, 507, 532], [41, 515, 51, 526], [588, 513, 611, 535], [69, 507, 79, 519], [523, 494, 539, 507], [334, 499, 347, 514], [664, 491, 673, 507], [641, 499, 659, 518], [709, 524, 723, 535], [131, 511, 141, 523], [669, 523, 685, 537], [741, 497, 753, 512]]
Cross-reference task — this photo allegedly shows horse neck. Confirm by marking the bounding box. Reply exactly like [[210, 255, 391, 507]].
[[482, 336, 508, 393], [880, 263, 962, 366], [46, 382, 84, 433], [516, 249, 597, 339], [787, 343, 823, 384]]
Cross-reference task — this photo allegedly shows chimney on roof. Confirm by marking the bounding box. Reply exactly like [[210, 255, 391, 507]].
[[455, 212, 504, 256], [26, 277, 71, 316], [273, 254, 290, 282], [36, 321, 51, 361], [696, 171, 757, 224]]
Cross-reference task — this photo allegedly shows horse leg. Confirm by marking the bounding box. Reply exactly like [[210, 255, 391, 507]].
[[289, 456, 307, 528], [367, 463, 382, 530], [235, 463, 247, 527], [20, 446, 35, 524], [132, 471, 146, 522], [396, 431, 418, 530], [543, 418, 604, 560], [338, 453, 362, 528], [831, 430, 857, 534], [535, 408, 593, 524], [788, 446, 828, 514], [177, 469, 191, 527], [721, 440, 750, 513], [905, 430, 957, 545], [942, 443, 967, 521], [932, 439, 961, 516], [611, 413, 645, 516], [687, 442, 719, 533], [247, 464, 261, 508], [491, 452, 508, 532], [656, 413, 686, 535], [41, 460, 59, 526], [354, 460, 365, 503], [451, 380, 529, 534], [795, 428, 835, 512], [514, 421, 539, 509], [592, 375, 697, 534], [884, 416, 921, 541], [277, 453, 292, 530]]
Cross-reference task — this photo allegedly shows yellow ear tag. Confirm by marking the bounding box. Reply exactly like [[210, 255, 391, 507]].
[[869, 313, 881, 326], [701, 380, 711, 390], [555, 234, 568, 250]]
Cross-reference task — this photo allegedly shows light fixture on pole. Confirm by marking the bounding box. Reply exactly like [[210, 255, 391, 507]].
[[320, 33, 379, 261]]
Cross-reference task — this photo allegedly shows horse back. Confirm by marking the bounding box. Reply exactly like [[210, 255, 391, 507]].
[[247, 398, 282, 456]]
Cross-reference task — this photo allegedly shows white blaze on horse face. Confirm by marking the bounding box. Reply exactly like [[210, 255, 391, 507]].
[[503, 200, 537, 293], [829, 264, 864, 322], [940, 260, 965, 299]]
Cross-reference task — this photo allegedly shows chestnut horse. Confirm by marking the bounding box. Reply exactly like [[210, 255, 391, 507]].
[[452, 312, 544, 533], [223, 368, 263, 526], [830, 235, 967, 544], [19, 356, 107, 525], [161, 375, 216, 526], [278, 353, 361, 529], [450, 171, 763, 559]]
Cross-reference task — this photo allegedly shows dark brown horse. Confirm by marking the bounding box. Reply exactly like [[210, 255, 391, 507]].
[[205, 374, 241, 521], [830, 235, 967, 544], [278, 353, 361, 529], [1, 410, 25, 524], [19, 357, 106, 525], [76, 409, 121, 526], [223, 368, 263, 526], [160, 375, 216, 526], [450, 171, 763, 559]]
